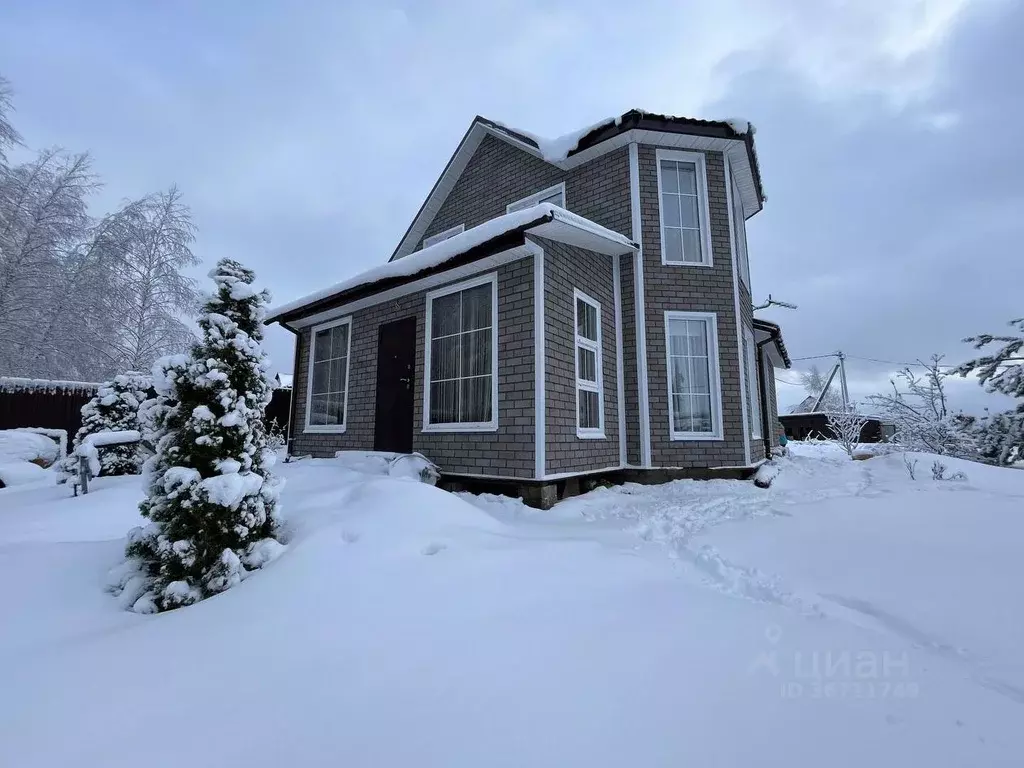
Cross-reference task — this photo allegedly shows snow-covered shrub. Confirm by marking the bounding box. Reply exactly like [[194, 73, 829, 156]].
[[119, 259, 283, 613], [62, 372, 151, 480], [0, 429, 62, 466], [867, 355, 977, 459], [931, 460, 947, 481], [903, 455, 918, 480], [826, 409, 869, 458]]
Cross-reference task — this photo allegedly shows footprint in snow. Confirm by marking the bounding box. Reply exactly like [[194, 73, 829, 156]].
[[341, 530, 360, 544], [421, 542, 447, 556]]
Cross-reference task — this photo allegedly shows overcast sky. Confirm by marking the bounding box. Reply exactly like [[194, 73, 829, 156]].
[[1, 0, 1019, 414]]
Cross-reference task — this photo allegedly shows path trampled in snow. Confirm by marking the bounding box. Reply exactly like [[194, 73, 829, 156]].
[[2, 445, 1023, 767]]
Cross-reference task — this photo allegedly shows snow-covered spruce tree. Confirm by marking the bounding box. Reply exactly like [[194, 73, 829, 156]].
[[954, 318, 1023, 466], [122, 259, 283, 613], [62, 372, 152, 479]]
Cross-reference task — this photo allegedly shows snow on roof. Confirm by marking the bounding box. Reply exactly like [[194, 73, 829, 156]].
[[275, 373, 294, 389], [0, 377, 100, 395], [267, 203, 635, 323], [487, 111, 755, 163]]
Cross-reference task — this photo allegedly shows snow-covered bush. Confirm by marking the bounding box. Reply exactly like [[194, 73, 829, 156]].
[[825, 409, 869, 458], [61, 372, 151, 480], [118, 259, 283, 613], [866, 355, 976, 459]]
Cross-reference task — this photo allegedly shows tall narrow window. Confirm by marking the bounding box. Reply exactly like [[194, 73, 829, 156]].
[[306, 317, 351, 431], [731, 171, 750, 289], [424, 274, 498, 431], [574, 290, 604, 437], [507, 183, 566, 213], [665, 312, 722, 439], [657, 150, 711, 266], [744, 326, 762, 439]]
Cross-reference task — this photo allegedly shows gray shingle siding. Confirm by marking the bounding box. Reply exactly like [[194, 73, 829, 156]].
[[534, 237, 619, 475], [637, 145, 747, 468], [418, 136, 632, 249], [291, 258, 536, 478], [619, 254, 641, 465]]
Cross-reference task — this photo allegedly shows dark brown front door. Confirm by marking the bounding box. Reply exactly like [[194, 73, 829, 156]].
[[373, 317, 416, 453]]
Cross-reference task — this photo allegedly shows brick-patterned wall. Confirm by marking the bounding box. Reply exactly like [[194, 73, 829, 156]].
[[291, 258, 536, 478], [535, 238, 619, 475], [419, 137, 632, 249], [637, 145, 747, 468], [619, 254, 640, 465]]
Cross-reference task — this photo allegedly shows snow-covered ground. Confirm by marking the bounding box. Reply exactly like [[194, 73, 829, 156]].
[[2, 444, 1022, 766]]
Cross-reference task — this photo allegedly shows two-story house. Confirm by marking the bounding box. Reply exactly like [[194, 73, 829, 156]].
[[266, 110, 791, 507]]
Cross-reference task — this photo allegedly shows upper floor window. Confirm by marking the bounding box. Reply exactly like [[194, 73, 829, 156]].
[[424, 273, 498, 432], [664, 311, 723, 440], [730, 171, 750, 289], [423, 224, 465, 249], [507, 183, 565, 214], [305, 317, 352, 433], [574, 290, 604, 438], [656, 149, 712, 266]]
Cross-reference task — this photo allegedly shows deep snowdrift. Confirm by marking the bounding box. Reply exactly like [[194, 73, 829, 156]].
[[2, 446, 1023, 767]]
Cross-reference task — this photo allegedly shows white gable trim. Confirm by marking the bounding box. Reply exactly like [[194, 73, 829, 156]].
[[392, 122, 760, 262]]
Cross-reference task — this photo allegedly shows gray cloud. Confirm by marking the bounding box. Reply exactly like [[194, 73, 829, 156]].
[[1, 0, 1018, 415]]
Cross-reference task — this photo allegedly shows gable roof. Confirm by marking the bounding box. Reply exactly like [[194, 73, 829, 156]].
[[390, 109, 765, 262], [266, 203, 636, 326]]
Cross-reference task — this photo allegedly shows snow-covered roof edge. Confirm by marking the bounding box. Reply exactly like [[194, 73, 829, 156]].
[[0, 377, 100, 395], [267, 204, 635, 324]]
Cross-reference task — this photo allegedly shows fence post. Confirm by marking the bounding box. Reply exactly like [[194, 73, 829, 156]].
[[78, 454, 90, 495]]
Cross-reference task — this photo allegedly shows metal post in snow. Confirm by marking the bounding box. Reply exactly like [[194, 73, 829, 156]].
[[837, 351, 851, 411], [78, 454, 90, 495]]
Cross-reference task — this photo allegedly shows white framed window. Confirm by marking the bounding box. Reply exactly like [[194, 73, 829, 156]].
[[423, 224, 464, 249], [656, 149, 712, 266], [423, 272, 498, 432], [730, 171, 750, 289], [743, 325, 762, 439], [506, 182, 565, 213], [574, 289, 604, 438], [305, 316, 352, 433], [664, 311, 723, 440]]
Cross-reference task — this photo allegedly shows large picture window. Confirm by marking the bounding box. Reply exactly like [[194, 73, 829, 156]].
[[424, 273, 498, 431], [744, 325, 762, 439], [664, 311, 723, 440], [574, 290, 604, 437], [656, 149, 711, 266], [305, 317, 351, 432]]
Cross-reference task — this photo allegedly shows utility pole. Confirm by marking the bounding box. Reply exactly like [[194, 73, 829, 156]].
[[837, 351, 850, 411]]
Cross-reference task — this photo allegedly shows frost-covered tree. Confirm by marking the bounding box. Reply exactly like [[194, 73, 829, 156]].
[[954, 318, 1023, 466], [105, 188, 199, 372], [798, 364, 843, 412], [826, 409, 869, 458], [62, 372, 151, 479], [120, 259, 283, 613], [0, 74, 22, 163], [866, 355, 976, 458]]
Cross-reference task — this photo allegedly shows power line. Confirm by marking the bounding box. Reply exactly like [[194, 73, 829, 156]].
[[789, 354, 835, 362]]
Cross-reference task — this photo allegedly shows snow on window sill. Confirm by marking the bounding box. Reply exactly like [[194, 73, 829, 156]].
[[662, 257, 713, 268], [669, 432, 724, 442], [304, 424, 347, 434], [576, 429, 607, 440], [422, 422, 498, 434]]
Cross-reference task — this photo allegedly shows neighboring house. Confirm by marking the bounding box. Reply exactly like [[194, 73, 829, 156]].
[[267, 110, 791, 507], [780, 413, 896, 444]]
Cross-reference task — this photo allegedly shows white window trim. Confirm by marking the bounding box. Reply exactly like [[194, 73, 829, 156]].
[[304, 315, 352, 434], [730, 170, 750, 289], [423, 224, 464, 249], [655, 149, 713, 267], [664, 311, 724, 441], [573, 289, 605, 439], [506, 182, 566, 213], [422, 272, 499, 433], [744, 325, 763, 440]]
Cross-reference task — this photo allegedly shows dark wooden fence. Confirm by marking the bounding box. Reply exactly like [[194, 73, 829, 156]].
[[0, 377, 292, 439], [0, 379, 99, 438], [779, 413, 895, 443]]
